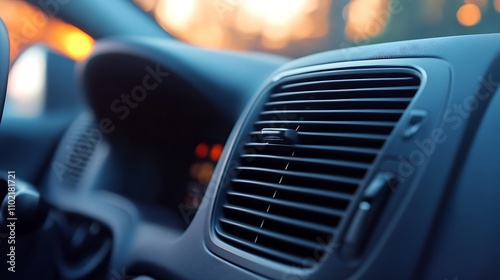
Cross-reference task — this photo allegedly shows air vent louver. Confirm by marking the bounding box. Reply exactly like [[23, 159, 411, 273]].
[[214, 67, 421, 268]]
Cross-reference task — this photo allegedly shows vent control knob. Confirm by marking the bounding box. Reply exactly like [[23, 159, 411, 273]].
[[341, 172, 397, 258], [260, 128, 298, 144]]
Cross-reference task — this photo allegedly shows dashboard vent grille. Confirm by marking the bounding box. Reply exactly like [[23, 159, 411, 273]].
[[214, 67, 421, 268]]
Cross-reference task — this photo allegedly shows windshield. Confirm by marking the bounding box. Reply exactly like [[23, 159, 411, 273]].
[[133, 0, 500, 58]]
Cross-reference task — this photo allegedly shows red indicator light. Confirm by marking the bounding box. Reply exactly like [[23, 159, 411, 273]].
[[195, 143, 209, 158], [210, 144, 223, 161]]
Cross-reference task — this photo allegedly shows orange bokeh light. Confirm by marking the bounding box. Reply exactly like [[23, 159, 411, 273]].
[[344, 0, 389, 41], [495, 0, 500, 12], [0, 0, 94, 62], [61, 29, 94, 60], [457, 4, 481, 27], [134, 0, 157, 12]]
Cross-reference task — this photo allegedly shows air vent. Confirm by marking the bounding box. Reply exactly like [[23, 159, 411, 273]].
[[213, 67, 421, 268], [55, 113, 100, 188]]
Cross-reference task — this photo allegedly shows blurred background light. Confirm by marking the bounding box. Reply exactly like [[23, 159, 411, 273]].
[[0, 0, 499, 122], [495, 0, 500, 12], [0, 0, 94, 62], [6, 46, 47, 117], [155, 0, 198, 31], [135, 0, 156, 12], [195, 143, 209, 158], [457, 3, 481, 26], [61, 28, 94, 60], [344, 0, 389, 41], [210, 144, 223, 161], [1, 0, 500, 62], [136, 0, 330, 53], [131, 0, 500, 57]]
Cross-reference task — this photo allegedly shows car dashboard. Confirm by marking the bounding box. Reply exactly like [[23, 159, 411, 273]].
[[3, 33, 500, 280]]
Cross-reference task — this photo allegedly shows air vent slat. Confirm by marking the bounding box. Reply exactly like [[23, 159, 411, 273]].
[[294, 132, 386, 148], [236, 166, 361, 186], [254, 120, 396, 135], [255, 120, 396, 130], [279, 67, 419, 81], [255, 120, 397, 128], [227, 191, 345, 218], [260, 109, 405, 116], [298, 131, 387, 141], [270, 86, 419, 101], [240, 154, 369, 172], [245, 143, 379, 161], [281, 76, 417, 92], [265, 97, 413, 108], [220, 218, 320, 251], [250, 130, 389, 141], [259, 110, 404, 123], [214, 66, 421, 268], [277, 67, 420, 83], [215, 228, 312, 267], [223, 205, 336, 235], [231, 179, 352, 203]]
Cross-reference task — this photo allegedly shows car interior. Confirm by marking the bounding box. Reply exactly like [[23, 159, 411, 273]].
[[1, 0, 500, 279]]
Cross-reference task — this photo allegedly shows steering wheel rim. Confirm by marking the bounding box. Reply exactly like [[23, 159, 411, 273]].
[[0, 19, 9, 124]]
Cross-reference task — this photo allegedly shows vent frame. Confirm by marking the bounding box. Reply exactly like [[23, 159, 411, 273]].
[[205, 58, 449, 279]]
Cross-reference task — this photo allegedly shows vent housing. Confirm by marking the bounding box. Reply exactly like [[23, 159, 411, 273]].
[[213, 67, 421, 268]]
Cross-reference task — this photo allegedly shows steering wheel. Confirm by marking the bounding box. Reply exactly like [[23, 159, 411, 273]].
[[0, 22, 49, 235]]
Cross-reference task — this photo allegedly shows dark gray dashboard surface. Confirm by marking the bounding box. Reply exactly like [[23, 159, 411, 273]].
[[44, 34, 500, 279]]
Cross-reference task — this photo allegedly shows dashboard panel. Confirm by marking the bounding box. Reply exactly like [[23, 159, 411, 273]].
[[37, 33, 500, 280]]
